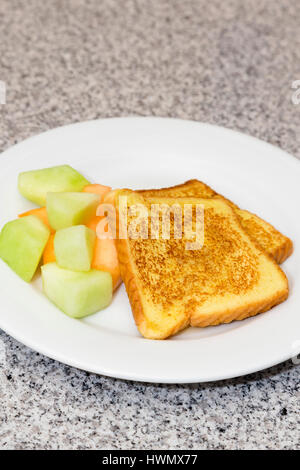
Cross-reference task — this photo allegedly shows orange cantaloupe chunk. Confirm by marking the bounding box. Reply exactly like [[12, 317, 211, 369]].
[[102, 189, 119, 206], [83, 184, 111, 201], [92, 237, 121, 291], [86, 215, 121, 291], [19, 207, 54, 232], [43, 233, 56, 264], [86, 215, 104, 232]]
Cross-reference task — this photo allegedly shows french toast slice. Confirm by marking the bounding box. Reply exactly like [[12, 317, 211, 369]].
[[138, 180, 293, 264], [115, 191, 289, 339]]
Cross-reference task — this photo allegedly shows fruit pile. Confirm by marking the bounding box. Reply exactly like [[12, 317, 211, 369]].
[[0, 165, 121, 318]]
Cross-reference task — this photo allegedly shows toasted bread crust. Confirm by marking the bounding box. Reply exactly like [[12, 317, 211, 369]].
[[138, 179, 293, 264], [116, 237, 146, 333], [117, 237, 189, 339], [115, 197, 190, 339], [191, 277, 289, 327], [138, 179, 216, 199], [273, 237, 294, 264], [236, 208, 293, 265], [115, 191, 289, 339]]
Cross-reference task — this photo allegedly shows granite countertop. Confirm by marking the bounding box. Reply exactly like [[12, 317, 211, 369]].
[[0, 0, 299, 450]]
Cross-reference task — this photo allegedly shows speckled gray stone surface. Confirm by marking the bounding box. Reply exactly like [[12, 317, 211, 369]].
[[0, 0, 299, 450]]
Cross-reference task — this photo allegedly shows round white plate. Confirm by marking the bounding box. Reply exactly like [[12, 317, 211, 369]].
[[0, 118, 299, 383]]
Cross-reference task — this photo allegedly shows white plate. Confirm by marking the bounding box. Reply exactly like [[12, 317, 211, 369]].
[[0, 117, 299, 383]]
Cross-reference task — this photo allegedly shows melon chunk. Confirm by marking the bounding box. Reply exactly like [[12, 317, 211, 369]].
[[43, 233, 56, 264], [92, 238, 122, 291], [19, 207, 53, 232], [54, 225, 96, 271], [0, 215, 50, 282], [47, 192, 100, 231], [18, 165, 90, 206], [41, 263, 113, 318], [83, 184, 111, 200]]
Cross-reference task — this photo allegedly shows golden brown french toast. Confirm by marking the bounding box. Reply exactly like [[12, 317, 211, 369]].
[[138, 180, 293, 264], [115, 191, 289, 339]]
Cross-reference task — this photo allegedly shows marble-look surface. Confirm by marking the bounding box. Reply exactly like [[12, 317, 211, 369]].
[[0, 0, 299, 450]]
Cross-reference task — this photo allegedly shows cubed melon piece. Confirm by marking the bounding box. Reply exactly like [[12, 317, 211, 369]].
[[103, 189, 119, 206], [83, 184, 111, 201], [86, 215, 103, 232], [0, 215, 50, 282], [43, 233, 56, 264], [85, 216, 121, 290], [47, 192, 100, 231], [92, 238, 122, 291], [54, 225, 96, 271], [18, 165, 90, 206], [41, 263, 113, 318], [19, 207, 53, 233]]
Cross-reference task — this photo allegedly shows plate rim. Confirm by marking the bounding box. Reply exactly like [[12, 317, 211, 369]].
[[0, 116, 299, 384]]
